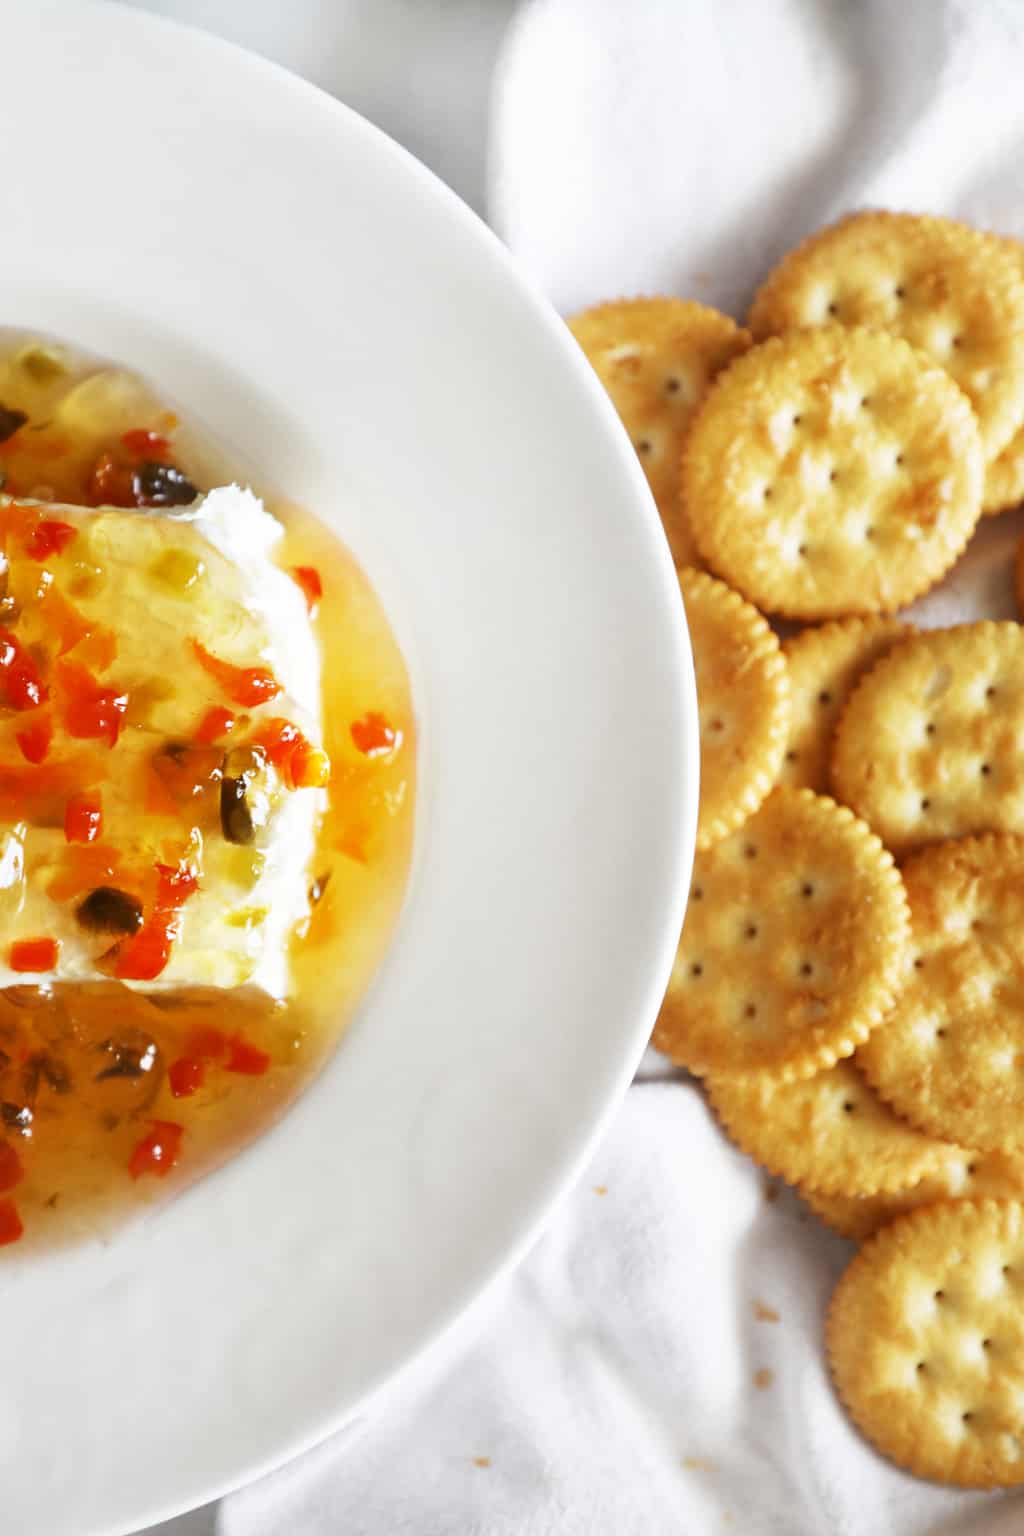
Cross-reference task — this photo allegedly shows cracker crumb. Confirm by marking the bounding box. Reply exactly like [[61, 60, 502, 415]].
[[472, 1457, 491, 1469], [682, 1455, 715, 1471], [754, 1300, 780, 1323], [754, 1368, 775, 1390], [593, 1185, 608, 1196]]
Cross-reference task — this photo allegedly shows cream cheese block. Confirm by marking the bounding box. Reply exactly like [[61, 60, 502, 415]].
[[0, 485, 326, 997]]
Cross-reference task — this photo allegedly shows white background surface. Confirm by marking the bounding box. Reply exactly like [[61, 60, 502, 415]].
[[127, 1, 1024, 1532], [122, 0, 518, 217]]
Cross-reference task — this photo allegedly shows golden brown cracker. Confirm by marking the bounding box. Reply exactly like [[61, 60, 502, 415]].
[[748, 212, 1024, 463], [681, 327, 984, 618], [983, 237, 1024, 512], [806, 1150, 1024, 1242], [858, 834, 1024, 1152], [831, 622, 1024, 854], [780, 618, 909, 792], [653, 787, 909, 1080], [706, 1060, 963, 1196], [827, 1199, 1024, 1486], [985, 441, 1024, 516], [680, 568, 790, 849], [568, 299, 751, 567]]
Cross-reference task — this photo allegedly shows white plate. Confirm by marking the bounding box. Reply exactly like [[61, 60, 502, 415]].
[[0, 4, 697, 1531]]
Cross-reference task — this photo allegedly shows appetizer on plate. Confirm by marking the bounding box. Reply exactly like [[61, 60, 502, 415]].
[[0, 331, 415, 1247]]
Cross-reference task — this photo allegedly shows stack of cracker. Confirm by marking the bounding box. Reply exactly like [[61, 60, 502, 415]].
[[571, 211, 1024, 1489]]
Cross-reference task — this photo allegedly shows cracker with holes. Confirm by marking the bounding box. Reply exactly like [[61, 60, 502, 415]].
[[806, 1150, 1024, 1243], [827, 1199, 1024, 1486], [652, 787, 909, 1079], [832, 622, 1024, 853], [748, 212, 1024, 464], [680, 568, 790, 848], [780, 618, 909, 792], [568, 299, 751, 567], [706, 1059, 963, 1195], [682, 328, 984, 618], [858, 834, 1024, 1152]]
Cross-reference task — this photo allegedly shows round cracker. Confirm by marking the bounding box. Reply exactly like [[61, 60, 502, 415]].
[[780, 617, 909, 792], [827, 1199, 1024, 1486], [859, 835, 1024, 1152], [681, 327, 984, 618], [653, 787, 909, 1080], [806, 1150, 1024, 1242], [985, 437, 1024, 516], [982, 236, 1024, 513], [706, 1060, 963, 1196], [680, 568, 790, 849], [748, 211, 1024, 463], [832, 622, 1024, 854], [568, 299, 751, 567]]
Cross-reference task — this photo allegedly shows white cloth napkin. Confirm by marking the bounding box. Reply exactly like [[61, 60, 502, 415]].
[[151, 1, 1024, 1530], [166, 1084, 1024, 1536]]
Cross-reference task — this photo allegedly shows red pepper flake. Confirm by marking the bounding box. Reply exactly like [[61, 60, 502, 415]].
[[38, 588, 119, 674], [157, 863, 200, 904], [24, 519, 77, 561], [288, 738, 330, 789], [184, 1025, 227, 1060], [64, 791, 102, 845], [168, 1057, 204, 1098], [0, 627, 48, 711], [16, 712, 53, 764], [195, 705, 236, 745], [252, 718, 330, 789], [351, 710, 401, 759], [0, 1142, 24, 1194], [291, 565, 323, 615], [128, 1120, 184, 1180], [0, 1198, 23, 1245], [191, 639, 281, 708], [115, 861, 199, 982], [57, 659, 128, 747], [10, 937, 59, 973], [37, 587, 89, 655], [114, 911, 182, 982], [121, 429, 171, 459], [226, 1035, 271, 1076], [253, 717, 301, 769]]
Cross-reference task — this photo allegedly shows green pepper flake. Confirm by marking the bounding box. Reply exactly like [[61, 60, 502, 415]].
[[224, 905, 269, 931], [18, 345, 67, 382]]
